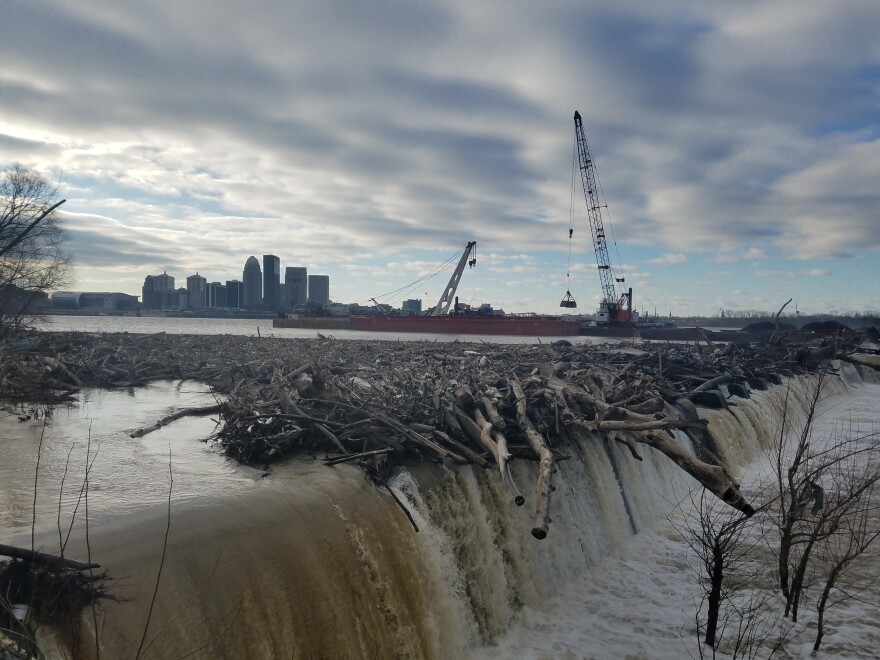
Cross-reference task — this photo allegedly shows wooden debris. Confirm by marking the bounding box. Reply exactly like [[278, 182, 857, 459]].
[[0, 544, 100, 571], [1, 329, 871, 539]]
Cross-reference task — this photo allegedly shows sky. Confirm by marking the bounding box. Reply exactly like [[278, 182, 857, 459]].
[[2, 0, 879, 317]]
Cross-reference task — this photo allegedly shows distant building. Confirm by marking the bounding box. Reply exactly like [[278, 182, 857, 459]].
[[263, 255, 281, 311], [283, 266, 307, 311], [176, 287, 188, 309], [206, 282, 227, 308], [242, 256, 262, 308], [51, 291, 138, 312], [50, 291, 81, 310], [142, 271, 175, 310], [307, 274, 330, 306], [225, 280, 243, 309], [402, 299, 422, 315], [186, 273, 207, 309]]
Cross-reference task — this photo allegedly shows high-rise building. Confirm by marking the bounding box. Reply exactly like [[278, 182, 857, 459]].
[[263, 255, 281, 311], [141, 271, 175, 310], [225, 280, 243, 309], [283, 266, 308, 311], [307, 274, 330, 306], [142, 276, 158, 310], [206, 282, 227, 308], [243, 256, 262, 308], [175, 287, 189, 309], [186, 273, 207, 309], [402, 299, 422, 315]]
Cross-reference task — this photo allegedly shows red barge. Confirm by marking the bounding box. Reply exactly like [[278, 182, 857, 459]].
[[273, 314, 580, 336], [349, 314, 579, 336]]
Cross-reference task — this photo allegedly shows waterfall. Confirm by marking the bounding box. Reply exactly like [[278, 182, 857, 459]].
[[26, 362, 878, 658]]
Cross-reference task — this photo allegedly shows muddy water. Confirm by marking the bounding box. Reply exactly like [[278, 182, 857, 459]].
[[0, 380, 258, 534]]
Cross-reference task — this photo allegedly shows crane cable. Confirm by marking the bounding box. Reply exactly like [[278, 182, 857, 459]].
[[566, 139, 577, 291], [370, 247, 465, 307]]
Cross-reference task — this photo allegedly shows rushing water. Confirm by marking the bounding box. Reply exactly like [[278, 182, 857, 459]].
[[2, 355, 879, 658]]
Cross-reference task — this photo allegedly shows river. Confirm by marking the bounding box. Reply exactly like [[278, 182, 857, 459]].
[[1, 324, 879, 658]]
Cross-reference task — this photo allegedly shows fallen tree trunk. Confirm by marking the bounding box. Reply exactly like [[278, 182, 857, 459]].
[[130, 403, 223, 438], [511, 378, 556, 539], [0, 544, 100, 571]]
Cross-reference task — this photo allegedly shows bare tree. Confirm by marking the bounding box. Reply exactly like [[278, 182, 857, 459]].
[[812, 471, 880, 653], [768, 371, 880, 622], [671, 490, 777, 657], [0, 163, 69, 336]]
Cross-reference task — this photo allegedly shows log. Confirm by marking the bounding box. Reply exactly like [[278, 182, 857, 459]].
[[473, 408, 524, 505], [130, 403, 223, 438], [313, 423, 349, 455], [481, 395, 507, 431], [324, 447, 395, 466], [575, 418, 708, 433], [632, 431, 754, 516], [375, 411, 467, 464], [608, 430, 644, 461], [511, 378, 556, 539], [690, 373, 734, 395], [0, 544, 100, 571], [432, 429, 491, 468]]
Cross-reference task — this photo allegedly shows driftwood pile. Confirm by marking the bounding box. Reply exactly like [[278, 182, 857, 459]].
[[0, 330, 872, 539]]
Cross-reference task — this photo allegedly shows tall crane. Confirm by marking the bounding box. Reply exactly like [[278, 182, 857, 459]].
[[573, 110, 635, 324], [428, 241, 477, 316]]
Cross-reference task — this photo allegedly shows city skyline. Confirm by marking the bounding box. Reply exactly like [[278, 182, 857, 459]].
[[141, 254, 331, 311], [2, 3, 879, 316]]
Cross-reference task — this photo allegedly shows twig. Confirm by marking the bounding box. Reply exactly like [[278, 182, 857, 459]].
[[367, 468, 419, 533], [136, 447, 174, 660]]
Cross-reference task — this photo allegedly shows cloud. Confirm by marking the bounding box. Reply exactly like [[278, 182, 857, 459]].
[[2, 1, 879, 315], [647, 252, 687, 265]]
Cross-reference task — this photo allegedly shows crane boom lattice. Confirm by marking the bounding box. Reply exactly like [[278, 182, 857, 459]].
[[574, 111, 618, 313], [429, 241, 477, 316]]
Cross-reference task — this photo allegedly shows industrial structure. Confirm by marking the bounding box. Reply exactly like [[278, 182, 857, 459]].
[[563, 110, 638, 325]]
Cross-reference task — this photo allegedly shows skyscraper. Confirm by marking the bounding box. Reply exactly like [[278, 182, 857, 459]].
[[141, 271, 175, 310], [263, 255, 281, 311], [206, 282, 226, 308], [243, 256, 262, 308], [307, 274, 330, 306], [186, 273, 207, 309], [284, 266, 308, 311], [225, 280, 243, 309]]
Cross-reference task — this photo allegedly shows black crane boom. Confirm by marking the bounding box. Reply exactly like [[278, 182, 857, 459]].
[[574, 110, 618, 312], [573, 110, 633, 323]]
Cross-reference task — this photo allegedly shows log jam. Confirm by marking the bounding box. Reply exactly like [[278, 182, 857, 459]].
[[1, 330, 872, 539]]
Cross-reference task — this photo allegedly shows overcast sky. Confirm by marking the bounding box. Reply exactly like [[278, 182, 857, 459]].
[[2, 0, 879, 316]]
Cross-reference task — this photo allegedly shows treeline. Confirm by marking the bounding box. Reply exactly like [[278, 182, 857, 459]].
[[678, 310, 880, 329]]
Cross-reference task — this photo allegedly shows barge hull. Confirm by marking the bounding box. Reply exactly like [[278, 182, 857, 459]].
[[274, 315, 579, 336], [350, 315, 579, 336]]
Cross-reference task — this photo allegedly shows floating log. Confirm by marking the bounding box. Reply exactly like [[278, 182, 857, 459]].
[[130, 403, 223, 438], [0, 544, 100, 571]]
